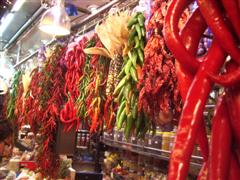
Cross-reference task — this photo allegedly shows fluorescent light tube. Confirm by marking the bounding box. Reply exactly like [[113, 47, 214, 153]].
[[12, 0, 26, 12], [0, 13, 14, 35]]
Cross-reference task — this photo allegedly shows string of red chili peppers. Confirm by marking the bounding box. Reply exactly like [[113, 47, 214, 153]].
[[163, 0, 240, 179], [22, 45, 66, 178], [84, 34, 109, 133], [138, 0, 182, 127], [60, 37, 89, 132]]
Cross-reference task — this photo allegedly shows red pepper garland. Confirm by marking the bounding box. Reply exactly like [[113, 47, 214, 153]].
[[138, 0, 182, 125], [163, 0, 240, 179], [84, 34, 109, 133], [23, 69, 43, 133], [60, 37, 89, 131], [23, 45, 66, 178]]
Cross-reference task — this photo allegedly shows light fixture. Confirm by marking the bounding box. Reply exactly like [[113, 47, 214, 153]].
[[12, 0, 26, 12], [0, 0, 26, 35], [39, 0, 71, 36], [0, 52, 14, 87], [0, 13, 14, 35]]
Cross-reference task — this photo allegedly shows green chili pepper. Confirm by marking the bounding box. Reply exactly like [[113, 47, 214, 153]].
[[140, 39, 145, 50], [127, 18, 138, 29], [124, 82, 131, 100], [124, 113, 133, 139], [113, 74, 130, 96], [137, 13, 145, 27], [128, 29, 137, 46], [137, 48, 144, 64], [130, 67, 138, 82], [117, 108, 127, 129], [124, 59, 132, 75], [141, 27, 146, 37], [134, 36, 140, 48], [135, 24, 142, 39], [117, 85, 125, 103], [131, 50, 138, 68], [117, 100, 126, 121]]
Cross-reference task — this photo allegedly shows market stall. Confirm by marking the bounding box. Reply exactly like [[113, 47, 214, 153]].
[[0, 0, 239, 179]]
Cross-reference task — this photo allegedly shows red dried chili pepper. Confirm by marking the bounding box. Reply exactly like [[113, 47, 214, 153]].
[[168, 40, 226, 180], [197, 0, 240, 64], [163, 0, 201, 73], [208, 94, 232, 180], [220, 0, 240, 38], [224, 61, 240, 153], [179, 7, 209, 161], [138, 1, 182, 124], [228, 154, 240, 180], [208, 67, 240, 87]]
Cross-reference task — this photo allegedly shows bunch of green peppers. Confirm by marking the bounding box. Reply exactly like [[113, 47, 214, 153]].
[[113, 12, 148, 139]]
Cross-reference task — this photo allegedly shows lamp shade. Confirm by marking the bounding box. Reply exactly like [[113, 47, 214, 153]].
[[39, 4, 71, 36]]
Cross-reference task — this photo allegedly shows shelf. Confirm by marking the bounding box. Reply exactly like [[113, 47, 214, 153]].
[[101, 137, 203, 174]]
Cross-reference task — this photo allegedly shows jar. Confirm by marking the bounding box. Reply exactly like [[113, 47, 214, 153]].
[[131, 135, 137, 145], [162, 132, 171, 155], [169, 132, 175, 151], [108, 131, 114, 140], [144, 132, 150, 147], [118, 130, 123, 142], [151, 131, 162, 150], [114, 127, 118, 141]]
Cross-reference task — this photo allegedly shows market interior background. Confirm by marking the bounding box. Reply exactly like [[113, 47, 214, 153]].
[[0, 0, 111, 86], [1, 0, 239, 179]]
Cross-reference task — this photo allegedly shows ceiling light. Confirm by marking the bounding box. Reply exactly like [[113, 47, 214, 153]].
[[12, 0, 26, 12], [39, 0, 71, 36]]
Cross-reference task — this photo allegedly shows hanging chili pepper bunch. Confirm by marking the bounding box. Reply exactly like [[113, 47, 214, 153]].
[[23, 68, 43, 133], [23, 45, 66, 178], [37, 45, 66, 178], [6, 71, 21, 121], [112, 12, 149, 139], [163, 0, 240, 179], [84, 11, 131, 131], [138, 0, 182, 127], [84, 34, 109, 133], [75, 36, 97, 131], [60, 37, 89, 132]]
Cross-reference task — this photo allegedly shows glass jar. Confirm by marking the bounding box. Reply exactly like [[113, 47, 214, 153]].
[[162, 132, 171, 155]]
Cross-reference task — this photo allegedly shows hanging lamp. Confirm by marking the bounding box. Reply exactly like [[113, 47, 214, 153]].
[[39, 0, 71, 36]]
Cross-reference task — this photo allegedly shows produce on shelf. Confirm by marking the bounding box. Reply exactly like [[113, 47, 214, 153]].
[[137, 0, 182, 128], [23, 45, 66, 178], [84, 11, 131, 131], [163, 0, 240, 179]]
